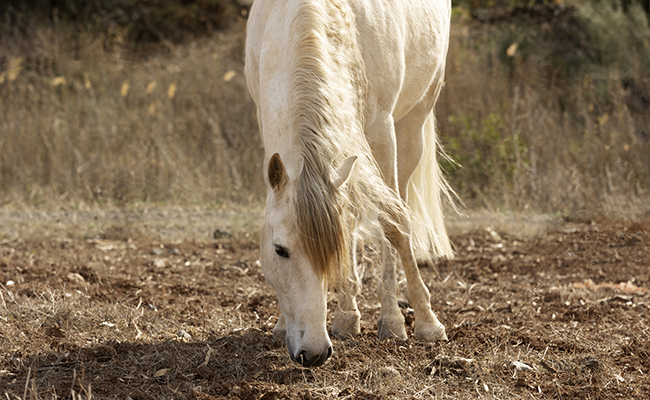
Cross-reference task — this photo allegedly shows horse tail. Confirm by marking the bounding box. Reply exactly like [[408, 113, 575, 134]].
[[406, 111, 457, 262]]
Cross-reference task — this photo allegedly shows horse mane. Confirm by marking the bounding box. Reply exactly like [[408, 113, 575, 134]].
[[289, 0, 407, 284]]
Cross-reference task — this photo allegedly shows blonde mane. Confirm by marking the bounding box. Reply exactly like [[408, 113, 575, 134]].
[[288, 0, 407, 284]]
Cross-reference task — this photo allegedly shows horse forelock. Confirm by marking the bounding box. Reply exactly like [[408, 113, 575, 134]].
[[294, 158, 349, 284]]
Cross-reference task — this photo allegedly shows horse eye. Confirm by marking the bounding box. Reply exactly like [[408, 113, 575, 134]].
[[274, 244, 290, 258]]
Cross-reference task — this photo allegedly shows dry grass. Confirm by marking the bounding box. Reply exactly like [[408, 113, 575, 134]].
[[2, 4, 649, 400], [0, 17, 261, 205], [438, 0, 650, 219], [1, 1, 649, 220], [1, 218, 648, 399]]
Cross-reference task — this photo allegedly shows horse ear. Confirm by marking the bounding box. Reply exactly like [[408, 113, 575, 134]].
[[333, 156, 357, 189], [268, 153, 288, 191]]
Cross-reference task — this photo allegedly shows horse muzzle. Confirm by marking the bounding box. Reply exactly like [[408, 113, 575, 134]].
[[287, 338, 333, 367]]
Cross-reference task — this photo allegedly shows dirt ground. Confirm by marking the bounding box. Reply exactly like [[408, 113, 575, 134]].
[[0, 207, 649, 399]]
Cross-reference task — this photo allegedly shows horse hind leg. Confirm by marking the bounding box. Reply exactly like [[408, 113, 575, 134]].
[[383, 219, 447, 342]]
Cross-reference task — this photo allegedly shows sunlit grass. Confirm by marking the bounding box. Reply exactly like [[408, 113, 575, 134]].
[[1, 1, 649, 219], [0, 19, 260, 206]]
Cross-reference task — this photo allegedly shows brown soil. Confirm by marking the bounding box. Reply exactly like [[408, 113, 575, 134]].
[[1, 212, 649, 399]]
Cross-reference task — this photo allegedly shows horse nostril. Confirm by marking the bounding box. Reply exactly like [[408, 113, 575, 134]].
[[299, 350, 308, 365], [295, 347, 332, 367]]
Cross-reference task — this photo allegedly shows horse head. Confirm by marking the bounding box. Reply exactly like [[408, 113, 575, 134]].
[[260, 153, 356, 367]]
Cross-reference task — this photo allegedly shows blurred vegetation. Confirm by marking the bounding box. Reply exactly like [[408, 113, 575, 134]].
[[0, 0, 258, 205], [1, 0, 649, 219], [1, 0, 243, 50], [440, 0, 650, 218]]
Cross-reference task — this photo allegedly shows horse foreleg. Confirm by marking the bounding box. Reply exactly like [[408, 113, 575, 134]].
[[376, 237, 408, 340], [332, 232, 361, 338], [332, 285, 361, 338], [384, 221, 447, 342], [365, 110, 409, 340]]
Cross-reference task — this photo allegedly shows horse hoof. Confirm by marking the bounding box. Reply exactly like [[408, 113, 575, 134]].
[[414, 324, 447, 342], [377, 320, 408, 340], [332, 308, 361, 339], [332, 321, 360, 339], [332, 310, 361, 338]]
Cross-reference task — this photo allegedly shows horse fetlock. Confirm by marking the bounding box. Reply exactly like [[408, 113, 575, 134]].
[[332, 308, 361, 338]]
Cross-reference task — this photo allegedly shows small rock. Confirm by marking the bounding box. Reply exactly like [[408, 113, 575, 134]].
[[151, 248, 165, 256], [169, 247, 181, 255], [213, 229, 230, 239], [153, 368, 169, 378], [67, 273, 86, 285], [176, 330, 192, 342], [510, 361, 534, 372], [377, 366, 401, 379]]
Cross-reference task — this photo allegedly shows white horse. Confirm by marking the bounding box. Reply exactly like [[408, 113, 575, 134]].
[[245, 0, 453, 367]]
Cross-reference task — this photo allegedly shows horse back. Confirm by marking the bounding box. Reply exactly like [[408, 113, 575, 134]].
[[349, 0, 451, 119], [246, 0, 451, 121]]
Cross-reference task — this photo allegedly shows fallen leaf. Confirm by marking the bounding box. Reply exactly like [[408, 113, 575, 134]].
[[120, 80, 130, 97], [223, 70, 236, 82], [8, 57, 24, 81], [506, 42, 518, 57], [51, 77, 67, 87], [168, 81, 177, 98], [146, 81, 157, 94], [153, 368, 169, 378]]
